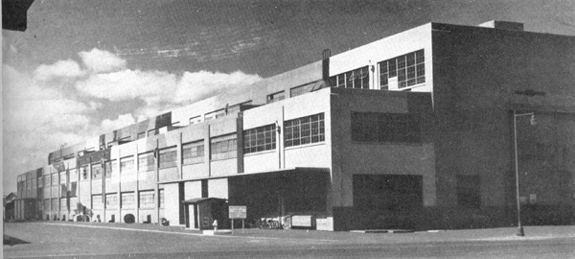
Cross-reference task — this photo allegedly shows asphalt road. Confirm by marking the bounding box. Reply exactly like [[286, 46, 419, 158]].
[[4, 222, 575, 258]]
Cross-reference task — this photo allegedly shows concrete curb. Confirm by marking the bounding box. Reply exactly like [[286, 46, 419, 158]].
[[350, 229, 414, 234]]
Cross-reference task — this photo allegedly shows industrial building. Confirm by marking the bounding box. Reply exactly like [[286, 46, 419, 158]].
[[14, 20, 575, 231]]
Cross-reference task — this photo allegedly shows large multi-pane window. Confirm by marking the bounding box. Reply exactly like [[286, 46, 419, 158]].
[[92, 195, 103, 209], [330, 66, 369, 89], [106, 193, 118, 208], [139, 190, 155, 208], [38, 176, 43, 188], [91, 164, 103, 179], [267, 91, 285, 104], [45, 174, 51, 187], [51, 185, 59, 198], [244, 124, 276, 154], [290, 82, 315, 98], [51, 199, 58, 212], [138, 152, 155, 172], [351, 112, 421, 143], [121, 192, 135, 208], [210, 134, 237, 160], [182, 141, 204, 165], [285, 113, 325, 147], [120, 156, 134, 172], [105, 160, 117, 178], [52, 174, 58, 185], [379, 49, 425, 90], [159, 147, 177, 169]]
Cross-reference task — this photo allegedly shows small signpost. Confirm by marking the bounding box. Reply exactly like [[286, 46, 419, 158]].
[[229, 205, 247, 234]]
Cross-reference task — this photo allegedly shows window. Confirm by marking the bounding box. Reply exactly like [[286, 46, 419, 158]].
[[210, 134, 237, 160], [120, 156, 134, 172], [121, 192, 135, 208], [31, 178, 37, 189], [267, 91, 285, 104], [91, 164, 103, 179], [60, 198, 67, 211], [138, 152, 155, 172], [457, 175, 481, 209], [189, 116, 202, 125], [38, 176, 43, 188], [205, 109, 225, 121], [92, 195, 103, 209], [182, 141, 204, 164], [351, 112, 421, 144], [106, 193, 118, 208], [59, 172, 66, 184], [285, 113, 325, 147], [104, 160, 117, 178], [159, 147, 177, 169], [244, 124, 276, 154], [51, 199, 58, 212], [290, 82, 316, 98], [139, 190, 155, 208], [51, 186, 59, 198], [330, 66, 369, 89], [159, 189, 164, 208], [44, 199, 51, 211], [45, 175, 51, 187], [379, 49, 425, 90], [52, 174, 58, 185]]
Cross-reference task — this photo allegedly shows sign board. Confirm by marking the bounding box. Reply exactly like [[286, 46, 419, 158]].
[[228, 205, 247, 219], [291, 215, 313, 227]]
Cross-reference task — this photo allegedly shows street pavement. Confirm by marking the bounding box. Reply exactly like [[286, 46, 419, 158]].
[[3, 222, 575, 258]]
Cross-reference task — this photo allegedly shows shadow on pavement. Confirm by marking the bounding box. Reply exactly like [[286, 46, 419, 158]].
[[3, 235, 30, 246]]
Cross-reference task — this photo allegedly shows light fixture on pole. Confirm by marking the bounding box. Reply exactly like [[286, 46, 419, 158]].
[[512, 110, 535, 237]]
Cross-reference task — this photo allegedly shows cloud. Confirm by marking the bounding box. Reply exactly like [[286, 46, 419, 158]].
[[3, 65, 94, 194], [79, 48, 127, 73], [33, 59, 85, 81], [174, 70, 262, 104], [100, 113, 137, 132], [76, 69, 177, 104]]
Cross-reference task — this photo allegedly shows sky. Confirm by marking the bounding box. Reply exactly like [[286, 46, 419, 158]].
[[3, 0, 575, 195]]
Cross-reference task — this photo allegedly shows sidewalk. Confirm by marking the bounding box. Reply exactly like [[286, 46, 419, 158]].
[[31, 221, 575, 244]]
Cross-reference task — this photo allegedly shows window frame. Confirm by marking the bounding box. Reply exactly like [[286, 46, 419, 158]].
[[284, 113, 325, 148], [182, 140, 204, 165], [210, 134, 238, 160]]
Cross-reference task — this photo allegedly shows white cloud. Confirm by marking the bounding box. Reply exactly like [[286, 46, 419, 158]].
[[3, 65, 94, 194], [100, 113, 137, 132], [33, 59, 85, 81], [79, 48, 127, 73], [174, 70, 262, 104]]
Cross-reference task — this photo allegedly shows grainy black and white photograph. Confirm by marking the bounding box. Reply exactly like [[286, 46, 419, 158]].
[[3, 0, 575, 258]]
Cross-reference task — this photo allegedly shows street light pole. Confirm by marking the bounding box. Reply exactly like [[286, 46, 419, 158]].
[[513, 110, 534, 237]]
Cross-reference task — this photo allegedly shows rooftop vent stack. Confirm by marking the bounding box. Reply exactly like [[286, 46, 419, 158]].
[[322, 49, 331, 82], [478, 20, 524, 31]]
